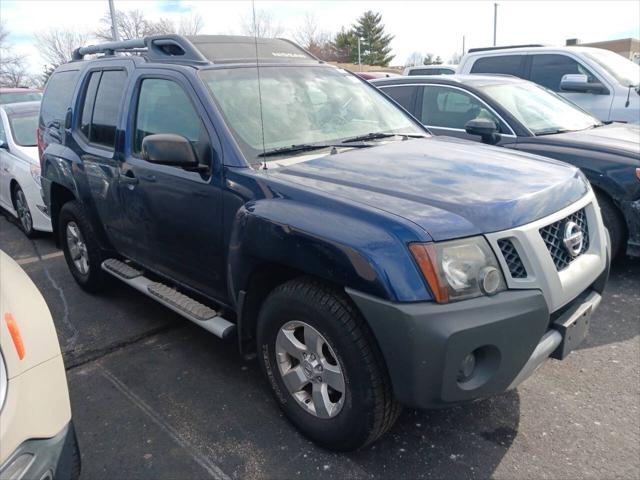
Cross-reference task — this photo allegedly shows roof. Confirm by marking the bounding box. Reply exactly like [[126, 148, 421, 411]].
[[72, 34, 320, 66], [0, 101, 41, 114], [463, 45, 615, 57], [405, 64, 457, 70], [371, 73, 525, 88]]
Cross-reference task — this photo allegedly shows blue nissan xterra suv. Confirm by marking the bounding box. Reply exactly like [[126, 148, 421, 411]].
[[39, 35, 610, 451]]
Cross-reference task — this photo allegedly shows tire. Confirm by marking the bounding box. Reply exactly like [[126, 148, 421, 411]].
[[257, 277, 401, 451], [59, 200, 110, 292], [595, 191, 626, 259], [11, 184, 36, 238]]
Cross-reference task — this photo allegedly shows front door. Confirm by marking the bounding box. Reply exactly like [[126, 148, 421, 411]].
[[119, 71, 225, 299]]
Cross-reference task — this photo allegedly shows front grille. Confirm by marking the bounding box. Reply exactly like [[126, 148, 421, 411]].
[[539, 208, 590, 271], [498, 239, 527, 278]]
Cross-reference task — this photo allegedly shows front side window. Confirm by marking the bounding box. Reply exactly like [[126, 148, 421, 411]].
[[470, 55, 525, 76], [200, 66, 424, 165], [529, 54, 598, 92], [90, 70, 127, 148], [478, 81, 599, 135], [134, 78, 207, 162], [8, 111, 38, 146], [420, 86, 501, 130]]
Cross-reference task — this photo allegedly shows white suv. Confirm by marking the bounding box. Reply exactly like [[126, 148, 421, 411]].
[[458, 45, 640, 123]]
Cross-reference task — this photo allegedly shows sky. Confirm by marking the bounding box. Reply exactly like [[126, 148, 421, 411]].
[[2, 0, 640, 75]]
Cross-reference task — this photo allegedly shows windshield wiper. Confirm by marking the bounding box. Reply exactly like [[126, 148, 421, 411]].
[[535, 128, 573, 136], [257, 143, 369, 158], [340, 132, 426, 144]]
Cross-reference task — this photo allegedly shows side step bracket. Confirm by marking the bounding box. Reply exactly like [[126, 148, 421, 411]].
[[101, 259, 235, 339]]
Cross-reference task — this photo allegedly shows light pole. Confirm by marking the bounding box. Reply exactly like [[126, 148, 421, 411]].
[[493, 3, 498, 47], [108, 0, 120, 41], [357, 37, 362, 70]]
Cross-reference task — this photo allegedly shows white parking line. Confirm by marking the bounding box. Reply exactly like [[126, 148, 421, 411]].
[[98, 365, 231, 480], [15, 251, 63, 265]]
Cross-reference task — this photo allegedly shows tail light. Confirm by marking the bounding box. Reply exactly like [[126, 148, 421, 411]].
[[37, 125, 44, 169]]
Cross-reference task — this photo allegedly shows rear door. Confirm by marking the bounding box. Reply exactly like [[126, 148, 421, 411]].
[[118, 69, 225, 299], [69, 62, 133, 256]]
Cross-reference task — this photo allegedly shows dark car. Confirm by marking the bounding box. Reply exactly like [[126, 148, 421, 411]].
[[39, 35, 609, 451], [373, 74, 640, 258]]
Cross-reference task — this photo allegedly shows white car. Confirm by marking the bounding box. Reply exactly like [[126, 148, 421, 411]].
[[0, 101, 51, 237], [457, 45, 640, 124], [404, 64, 457, 76], [0, 250, 80, 479]]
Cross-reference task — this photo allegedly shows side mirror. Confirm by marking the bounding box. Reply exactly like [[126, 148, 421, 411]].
[[141, 134, 199, 169], [560, 74, 607, 94], [465, 118, 501, 145]]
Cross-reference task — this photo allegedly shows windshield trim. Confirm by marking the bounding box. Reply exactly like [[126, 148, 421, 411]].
[[199, 64, 430, 169]]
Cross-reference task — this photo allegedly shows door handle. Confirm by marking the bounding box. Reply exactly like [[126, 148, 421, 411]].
[[120, 170, 139, 186]]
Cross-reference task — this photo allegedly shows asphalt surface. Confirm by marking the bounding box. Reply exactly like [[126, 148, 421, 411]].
[[1, 211, 639, 480]]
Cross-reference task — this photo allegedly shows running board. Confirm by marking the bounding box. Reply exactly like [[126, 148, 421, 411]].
[[101, 259, 235, 339]]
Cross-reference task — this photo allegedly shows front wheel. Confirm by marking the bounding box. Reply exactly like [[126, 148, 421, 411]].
[[59, 201, 110, 292], [595, 191, 626, 259], [257, 278, 401, 451]]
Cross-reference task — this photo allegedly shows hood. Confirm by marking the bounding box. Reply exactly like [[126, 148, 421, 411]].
[[548, 123, 640, 159], [266, 137, 589, 240]]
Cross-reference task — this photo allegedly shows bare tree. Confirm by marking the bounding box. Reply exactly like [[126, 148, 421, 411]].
[[179, 13, 204, 36], [449, 52, 462, 64], [0, 21, 29, 87], [34, 28, 89, 69], [96, 9, 175, 41], [240, 9, 284, 38], [293, 12, 333, 59], [405, 51, 423, 67]]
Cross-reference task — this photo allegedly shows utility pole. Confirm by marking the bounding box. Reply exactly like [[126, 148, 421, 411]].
[[108, 0, 120, 41], [357, 37, 362, 70], [493, 3, 498, 47], [462, 35, 466, 56]]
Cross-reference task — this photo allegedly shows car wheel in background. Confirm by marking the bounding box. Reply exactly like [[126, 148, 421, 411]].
[[59, 200, 110, 292], [595, 191, 626, 259], [257, 277, 401, 451], [11, 184, 35, 238]]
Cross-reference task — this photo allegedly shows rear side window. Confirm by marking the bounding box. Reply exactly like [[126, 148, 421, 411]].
[[409, 68, 454, 76], [134, 78, 207, 162], [529, 54, 597, 91], [470, 55, 524, 77], [380, 86, 417, 112], [40, 70, 80, 130], [90, 70, 127, 148]]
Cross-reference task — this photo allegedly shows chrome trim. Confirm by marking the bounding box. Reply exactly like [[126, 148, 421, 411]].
[[378, 82, 517, 136]]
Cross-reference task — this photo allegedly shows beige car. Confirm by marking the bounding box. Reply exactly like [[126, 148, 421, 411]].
[[0, 251, 80, 480]]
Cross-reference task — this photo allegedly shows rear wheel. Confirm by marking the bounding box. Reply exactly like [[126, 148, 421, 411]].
[[595, 191, 626, 259], [12, 184, 35, 238], [59, 201, 110, 292], [257, 278, 401, 451]]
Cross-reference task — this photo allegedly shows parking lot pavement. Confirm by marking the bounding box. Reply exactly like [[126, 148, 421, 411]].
[[1, 211, 639, 479]]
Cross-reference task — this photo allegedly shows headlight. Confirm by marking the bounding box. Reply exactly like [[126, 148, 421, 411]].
[[409, 236, 506, 303], [30, 164, 41, 187]]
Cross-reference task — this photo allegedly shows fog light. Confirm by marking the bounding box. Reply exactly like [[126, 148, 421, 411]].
[[457, 352, 476, 383], [479, 266, 501, 295]]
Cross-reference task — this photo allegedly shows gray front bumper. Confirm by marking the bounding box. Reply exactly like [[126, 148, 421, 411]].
[[0, 422, 79, 480]]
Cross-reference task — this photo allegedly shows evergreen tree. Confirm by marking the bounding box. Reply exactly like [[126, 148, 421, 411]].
[[352, 11, 394, 66], [332, 28, 358, 63]]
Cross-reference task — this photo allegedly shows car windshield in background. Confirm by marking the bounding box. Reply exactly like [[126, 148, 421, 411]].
[[0, 92, 42, 104], [200, 66, 424, 164], [582, 49, 640, 87], [478, 82, 599, 135], [8, 111, 39, 146]]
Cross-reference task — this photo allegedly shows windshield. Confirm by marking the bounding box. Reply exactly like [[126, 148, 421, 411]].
[[478, 82, 600, 135], [582, 49, 640, 87], [0, 91, 42, 104], [8, 111, 38, 146], [200, 66, 424, 164]]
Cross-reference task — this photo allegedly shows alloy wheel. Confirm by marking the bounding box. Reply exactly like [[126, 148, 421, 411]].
[[275, 320, 346, 419], [15, 189, 32, 233], [66, 221, 90, 275]]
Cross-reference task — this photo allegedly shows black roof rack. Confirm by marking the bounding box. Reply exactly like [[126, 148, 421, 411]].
[[72, 34, 319, 65], [467, 44, 546, 53]]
